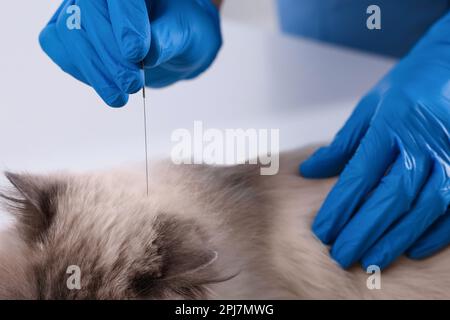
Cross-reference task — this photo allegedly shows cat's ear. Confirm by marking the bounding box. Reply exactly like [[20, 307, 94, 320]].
[[158, 217, 219, 280], [1, 172, 65, 242], [131, 216, 227, 298]]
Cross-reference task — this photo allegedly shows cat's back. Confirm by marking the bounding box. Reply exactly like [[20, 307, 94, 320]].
[[265, 147, 450, 299], [143, 147, 450, 299]]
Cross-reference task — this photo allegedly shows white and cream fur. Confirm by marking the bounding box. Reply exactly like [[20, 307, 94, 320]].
[[0, 146, 449, 299]]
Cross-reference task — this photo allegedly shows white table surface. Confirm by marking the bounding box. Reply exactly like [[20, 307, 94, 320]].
[[0, 1, 395, 226]]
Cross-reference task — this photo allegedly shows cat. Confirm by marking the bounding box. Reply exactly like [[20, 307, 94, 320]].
[[0, 146, 449, 299]]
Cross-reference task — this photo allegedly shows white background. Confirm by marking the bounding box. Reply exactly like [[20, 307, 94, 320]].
[[0, 1, 395, 225]]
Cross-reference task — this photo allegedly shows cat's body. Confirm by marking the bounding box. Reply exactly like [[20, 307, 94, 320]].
[[0, 146, 449, 299]]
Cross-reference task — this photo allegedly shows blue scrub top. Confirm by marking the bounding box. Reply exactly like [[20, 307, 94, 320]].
[[277, 0, 450, 57]]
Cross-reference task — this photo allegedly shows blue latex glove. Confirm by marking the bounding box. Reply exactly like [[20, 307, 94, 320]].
[[39, 0, 221, 107], [300, 12, 450, 270]]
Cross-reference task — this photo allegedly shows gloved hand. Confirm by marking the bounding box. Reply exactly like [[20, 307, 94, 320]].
[[39, 0, 222, 108], [300, 12, 450, 270]]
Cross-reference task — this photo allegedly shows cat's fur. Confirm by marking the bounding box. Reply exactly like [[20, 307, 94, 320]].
[[0, 146, 449, 299]]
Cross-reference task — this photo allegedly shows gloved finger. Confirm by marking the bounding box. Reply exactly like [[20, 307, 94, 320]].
[[144, 11, 190, 69], [40, 0, 88, 83], [330, 145, 431, 268], [39, 24, 88, 85], [300, 93, 379, 178], [361, 158, 449, 269], [312, 125, 396, 245], [144, 64, 191, 88], [144, 46, 217, 88], [407, 208, 450, 259], [107, 0, 151, 62], [80, 0, 143, 94], [143, 0, 221, 86], [55, 1, 128, 107], [145, 15, 222, 86], [144, 0, 222, 70], [407, 158, 450, 260]]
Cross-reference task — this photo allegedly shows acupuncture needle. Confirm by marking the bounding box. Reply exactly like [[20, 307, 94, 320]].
[[141, 61, 149, 197]]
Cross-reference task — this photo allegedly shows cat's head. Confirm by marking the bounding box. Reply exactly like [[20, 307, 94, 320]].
[[0, 171, 225, 300]]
